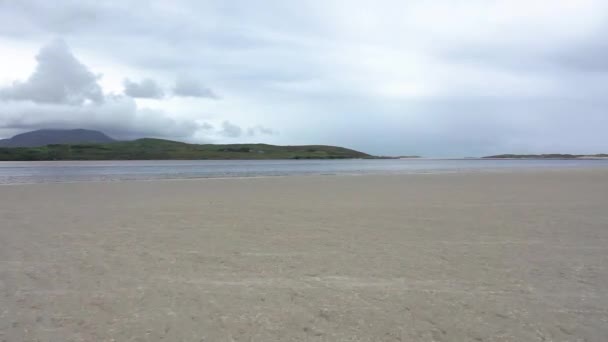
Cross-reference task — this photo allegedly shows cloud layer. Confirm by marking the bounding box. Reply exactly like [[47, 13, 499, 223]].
[[0, 1, 607, 155], [0, 40, 211, 140], [173, 76, 217, 99], [123, 78, 164, 99]]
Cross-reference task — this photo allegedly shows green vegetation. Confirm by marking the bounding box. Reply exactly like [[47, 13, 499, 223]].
[[0, 138, 372, 161]]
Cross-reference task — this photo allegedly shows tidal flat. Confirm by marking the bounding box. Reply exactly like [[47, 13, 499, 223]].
[[1, 170, 608, 341]]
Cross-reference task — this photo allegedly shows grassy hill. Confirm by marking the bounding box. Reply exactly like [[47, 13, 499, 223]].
[[0, 138, 372, 161]]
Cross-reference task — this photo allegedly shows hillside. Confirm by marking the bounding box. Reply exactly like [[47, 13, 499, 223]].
[[483, 154, 608, 159], [0, 138, 372, 161], [0, 129, 115, 147]]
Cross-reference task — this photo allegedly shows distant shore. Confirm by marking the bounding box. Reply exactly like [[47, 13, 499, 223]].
[[0, 138, 373, 161], [483, 153, 608, 159]]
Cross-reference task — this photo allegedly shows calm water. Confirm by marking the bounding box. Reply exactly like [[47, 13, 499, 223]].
[[1, 159, 607, 184]]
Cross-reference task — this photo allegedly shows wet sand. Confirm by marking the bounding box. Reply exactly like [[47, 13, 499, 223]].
[[1, 170, 608, 341]]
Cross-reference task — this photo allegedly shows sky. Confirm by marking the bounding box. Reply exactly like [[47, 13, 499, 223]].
[[0, 0, 607, 157]]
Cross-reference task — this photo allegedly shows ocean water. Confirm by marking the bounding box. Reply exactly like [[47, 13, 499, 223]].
[[1, 159, 607, 185]]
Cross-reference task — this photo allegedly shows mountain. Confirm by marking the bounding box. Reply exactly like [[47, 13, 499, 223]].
[[0, 137, 372, 161], [0, 129, 115, 147]]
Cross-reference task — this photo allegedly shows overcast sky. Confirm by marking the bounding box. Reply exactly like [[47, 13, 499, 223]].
[[1, 0, 607, 156]]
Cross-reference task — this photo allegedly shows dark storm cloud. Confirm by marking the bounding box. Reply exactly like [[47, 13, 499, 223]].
[[123, 78, 164, 99]]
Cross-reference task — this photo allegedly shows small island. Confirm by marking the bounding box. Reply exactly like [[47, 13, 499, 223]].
[[483, 154, 608, 159]]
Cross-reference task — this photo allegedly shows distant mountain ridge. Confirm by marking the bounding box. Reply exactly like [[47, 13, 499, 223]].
[[0, 129, 115, 147], [0, 129, 372, 160]]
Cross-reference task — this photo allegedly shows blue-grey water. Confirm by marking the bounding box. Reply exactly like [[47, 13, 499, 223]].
[[1, 159, 607, 184]]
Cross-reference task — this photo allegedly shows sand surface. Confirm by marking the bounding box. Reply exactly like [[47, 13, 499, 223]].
[[1, 170, 608, 341]]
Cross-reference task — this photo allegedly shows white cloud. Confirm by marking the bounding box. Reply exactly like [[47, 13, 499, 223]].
[[0, 40, 201, 140], [0, 39, 103, 105]]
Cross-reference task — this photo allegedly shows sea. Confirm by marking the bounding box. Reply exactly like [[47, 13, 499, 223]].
[[1, 159, 608, 185]]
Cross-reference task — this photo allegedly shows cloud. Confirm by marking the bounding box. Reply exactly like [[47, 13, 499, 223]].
[[1, 1, 608, 155], [0, 39, 103, 105], [220, 121, 242, 138], [123, 78, 164, 99], [0, 97, 200, 140], [173, 75, 217, 98], [200, 122, 214, 130], [247, 125, 277, 136], [0, 40, 201, 140]]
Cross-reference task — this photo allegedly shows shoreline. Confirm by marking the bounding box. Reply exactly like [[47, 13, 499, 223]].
[[2, 166, 608, 186]]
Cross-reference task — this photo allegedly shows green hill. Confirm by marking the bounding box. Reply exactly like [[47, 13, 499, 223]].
[[0, 138, 372, 161]]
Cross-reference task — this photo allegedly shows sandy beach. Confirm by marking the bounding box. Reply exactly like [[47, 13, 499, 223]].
[[1, 170, 608, 341]]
